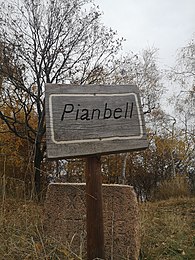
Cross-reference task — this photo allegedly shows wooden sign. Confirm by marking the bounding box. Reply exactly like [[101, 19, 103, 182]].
[[45, 84, 148, 159]]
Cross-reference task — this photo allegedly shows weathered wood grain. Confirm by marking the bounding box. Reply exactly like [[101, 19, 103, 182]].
[[45, 84, 148, 158], [85, 156, 105, 259]]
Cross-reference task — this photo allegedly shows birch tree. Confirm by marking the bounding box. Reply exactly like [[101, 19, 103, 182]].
[[170, 35, 195, 193]]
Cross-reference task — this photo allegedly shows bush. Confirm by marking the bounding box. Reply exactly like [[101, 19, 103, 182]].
[[151, 175, 190, 201]]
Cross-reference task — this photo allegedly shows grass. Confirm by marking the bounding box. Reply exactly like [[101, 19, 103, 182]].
[[0, 196, 195, 259], [140, 198, 195, 260], [0, 198, 80, 259]]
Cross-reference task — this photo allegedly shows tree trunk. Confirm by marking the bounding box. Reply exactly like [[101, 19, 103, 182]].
[[34, 143, 43, 201]]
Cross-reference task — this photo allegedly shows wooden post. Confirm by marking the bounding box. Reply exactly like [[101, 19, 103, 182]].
[[85, 156, 105, 260]]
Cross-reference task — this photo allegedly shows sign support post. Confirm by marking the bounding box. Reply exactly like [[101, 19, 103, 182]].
[[85, 156, 105, 259]]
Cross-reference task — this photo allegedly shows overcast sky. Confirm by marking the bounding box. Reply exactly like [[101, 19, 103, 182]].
[[95, 0, 195, 68]]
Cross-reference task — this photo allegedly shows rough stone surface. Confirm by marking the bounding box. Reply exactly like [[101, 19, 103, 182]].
[[44, 183, 140, 260]]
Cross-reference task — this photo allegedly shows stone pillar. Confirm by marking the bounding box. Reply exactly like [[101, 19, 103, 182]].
[[44, 183, 140, 260]]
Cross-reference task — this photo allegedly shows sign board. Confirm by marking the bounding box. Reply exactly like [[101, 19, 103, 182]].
[[45, 84, 148, 159]]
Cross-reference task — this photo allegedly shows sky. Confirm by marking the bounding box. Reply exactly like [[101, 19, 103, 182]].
[[95, 0, 195, 69]]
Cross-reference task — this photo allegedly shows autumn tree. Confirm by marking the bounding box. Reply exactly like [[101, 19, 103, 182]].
[[100, 48, 164, 186], [171, 35, 195, 131], [0, 116, 34, 198], [0, 0, 123, 198], [169, 35, 195, 193], [105, 48, 164, 116]]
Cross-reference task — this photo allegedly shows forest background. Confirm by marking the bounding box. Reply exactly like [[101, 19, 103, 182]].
[[0, 0, 194, 201]]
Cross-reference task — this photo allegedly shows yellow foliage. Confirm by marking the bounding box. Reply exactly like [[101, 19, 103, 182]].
[[154, 135, 186, 160], [0, 104, 36, 179]]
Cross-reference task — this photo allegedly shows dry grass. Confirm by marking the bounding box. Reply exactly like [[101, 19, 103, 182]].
[[140, 197, 195, 259], [0, 198, 82, 259], [0, 196, 195, 259], [151, 175, 190, 201]]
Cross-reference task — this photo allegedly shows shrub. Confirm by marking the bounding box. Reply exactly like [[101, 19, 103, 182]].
[[151, 175, 190, 201]]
